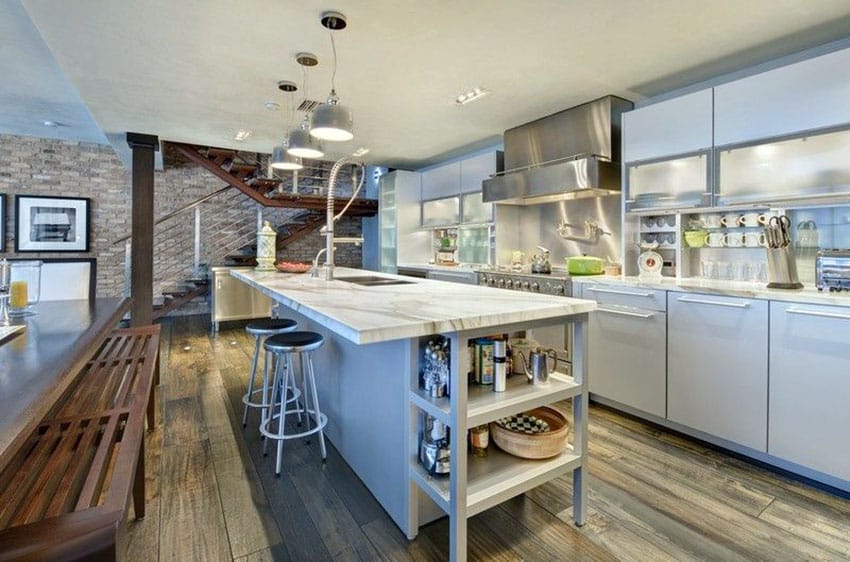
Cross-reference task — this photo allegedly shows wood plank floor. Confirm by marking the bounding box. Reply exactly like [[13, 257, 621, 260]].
[[124, 315, 850, 561]]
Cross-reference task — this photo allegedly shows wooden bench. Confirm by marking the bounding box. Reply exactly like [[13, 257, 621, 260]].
[[0, 325, 161, 561]]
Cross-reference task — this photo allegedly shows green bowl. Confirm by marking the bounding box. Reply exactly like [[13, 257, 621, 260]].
[[566, 256, 604, 275], [684, 230, 707, 248]]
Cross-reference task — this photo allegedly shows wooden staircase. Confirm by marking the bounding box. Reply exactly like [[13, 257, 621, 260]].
[[222, 210, 327, 266], [168, 142, 378, 216], [152, 278, 209, 321]]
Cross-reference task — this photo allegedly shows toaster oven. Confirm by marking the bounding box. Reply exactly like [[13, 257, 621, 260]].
[[815, 250, 850, 292]]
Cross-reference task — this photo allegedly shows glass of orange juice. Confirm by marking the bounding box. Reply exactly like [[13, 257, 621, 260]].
[[9, 260, 42, 316], [9, 280, 27, 311]]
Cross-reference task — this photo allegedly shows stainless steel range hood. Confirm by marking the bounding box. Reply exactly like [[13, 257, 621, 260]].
[[483, 95, 633, 205]]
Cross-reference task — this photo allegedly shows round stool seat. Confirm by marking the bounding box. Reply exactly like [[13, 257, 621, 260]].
[[246, 318, 298, 336], [264, 331, 324, 353]]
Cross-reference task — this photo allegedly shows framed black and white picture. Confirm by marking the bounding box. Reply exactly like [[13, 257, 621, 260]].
[[0, 194, 5, 252], [14, 195, 90, 252]]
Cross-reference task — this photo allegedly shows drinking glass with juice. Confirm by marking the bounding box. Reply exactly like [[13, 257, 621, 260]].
[[9, 281, 28, 311]]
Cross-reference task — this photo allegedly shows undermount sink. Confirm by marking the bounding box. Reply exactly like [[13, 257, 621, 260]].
[[335, 275, 416, 287]]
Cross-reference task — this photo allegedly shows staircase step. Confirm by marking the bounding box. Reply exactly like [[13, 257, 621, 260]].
[[162, 285, 193, 297], [185, 277, 209, 285], [227, 163, 256, 178]]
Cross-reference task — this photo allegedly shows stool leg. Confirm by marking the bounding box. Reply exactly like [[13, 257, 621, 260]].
[[242, 335, 262, 427], [306, 352, 327, 461], [263, 351, 282, 457], [293, 353, 303, 425], [275, 353, 295, 476], [260, 348, 273, 441], [300, 352, 313, 440]]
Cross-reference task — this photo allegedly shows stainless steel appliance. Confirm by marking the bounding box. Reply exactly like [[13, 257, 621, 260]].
[[211, 266, 272, 332], [477, 270, 573, 370], [816, 249, 850, 291], [483, 95, 633, 204]]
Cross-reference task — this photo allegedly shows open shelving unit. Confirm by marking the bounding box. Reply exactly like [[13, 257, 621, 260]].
[[408, 321, 589, 562]]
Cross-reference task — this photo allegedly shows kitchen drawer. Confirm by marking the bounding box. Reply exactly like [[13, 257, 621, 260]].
[[769, 301, 850, 481], [580, 283, 666, 312]]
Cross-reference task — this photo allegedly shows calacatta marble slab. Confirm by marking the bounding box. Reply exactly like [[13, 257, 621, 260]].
[[231, 268, 596, 344]]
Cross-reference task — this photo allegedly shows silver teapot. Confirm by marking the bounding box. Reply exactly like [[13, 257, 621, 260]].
[[516, 347, 559, 385]]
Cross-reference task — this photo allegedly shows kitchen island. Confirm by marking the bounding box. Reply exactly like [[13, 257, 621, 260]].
[[231, 268, 596, 562]]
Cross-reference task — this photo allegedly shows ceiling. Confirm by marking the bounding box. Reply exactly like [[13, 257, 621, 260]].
[[6, 1, 850, 169]]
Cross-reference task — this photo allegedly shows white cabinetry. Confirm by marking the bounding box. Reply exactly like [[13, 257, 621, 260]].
[[768, 301, 850, 481], [667, 292, 768, 451], [582, 284, 667, 417], [715, 48, 850, 145], [380, 171, 429, 273], [421, 162, 461, 199], [460, 151, 500, 193], [623, 89, 713, 163]]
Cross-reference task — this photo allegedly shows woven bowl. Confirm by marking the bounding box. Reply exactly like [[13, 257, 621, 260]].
[[490, 406, 569, 459]]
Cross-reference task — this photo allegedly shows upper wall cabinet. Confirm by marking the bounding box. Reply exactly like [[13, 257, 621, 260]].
[[623, 89, 713, 163], [460, 151, 501, 193], [421, 162, 461, 200], [715, 48, 850, 146]]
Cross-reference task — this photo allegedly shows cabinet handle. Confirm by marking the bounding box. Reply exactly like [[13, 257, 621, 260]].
[[786, 307, 850, 321], [597, 306, 655, 319], [216, 279, 222, 289], [676, 296, 750, 308], [585, 287, 654, 298]]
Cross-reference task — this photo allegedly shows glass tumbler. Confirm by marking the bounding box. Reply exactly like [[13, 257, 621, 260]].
[[9, 260, 42, 316]]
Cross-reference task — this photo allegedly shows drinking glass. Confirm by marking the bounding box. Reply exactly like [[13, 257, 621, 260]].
[[0, 259, 10, 326]]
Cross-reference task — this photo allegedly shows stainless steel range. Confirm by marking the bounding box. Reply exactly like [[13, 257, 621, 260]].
[[477, 271, 572, 297], [477, 270, 574, 373]]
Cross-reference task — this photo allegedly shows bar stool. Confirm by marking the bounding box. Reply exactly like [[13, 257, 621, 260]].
[[260, 331, 328, 475], [242, 318, 299, 430]]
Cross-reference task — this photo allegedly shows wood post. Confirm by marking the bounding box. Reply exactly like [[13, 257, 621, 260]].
[[126, 133, 159, 327]]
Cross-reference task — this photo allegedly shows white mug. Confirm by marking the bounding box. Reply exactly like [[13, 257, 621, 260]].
[[724, 232, 745, 247], [720, 214, 743, 228], [700, 214, 723, 229], [705, 232, 726, 247], [744, 232, 766, 247], [740, 212, 768, 227]]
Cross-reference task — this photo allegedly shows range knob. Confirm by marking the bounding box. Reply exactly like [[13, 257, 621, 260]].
[[505, 280, 513, 289], [555, 285, 565, 294], [488, 277, 496, 286], [522, 281, 530, 290], [497, 279, 506, 287], [531, 282, 539, 292]]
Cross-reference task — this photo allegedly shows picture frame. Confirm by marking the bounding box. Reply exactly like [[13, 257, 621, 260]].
[[14, 195, 90, 252], [0, 194, 5, 253]]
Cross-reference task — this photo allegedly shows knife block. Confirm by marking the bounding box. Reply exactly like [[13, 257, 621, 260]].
[[766, 247, 803, 289]]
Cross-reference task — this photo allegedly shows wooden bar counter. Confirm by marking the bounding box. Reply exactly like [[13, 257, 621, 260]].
[[0, 298, 130, 472]]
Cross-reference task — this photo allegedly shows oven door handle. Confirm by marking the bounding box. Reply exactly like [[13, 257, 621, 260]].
[[585, 286, 654, 298]]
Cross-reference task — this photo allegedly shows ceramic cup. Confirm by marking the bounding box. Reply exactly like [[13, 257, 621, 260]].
[[700, 214, 723, 229], [705, 232, 726, 247], [744, 232, 766, 247], [740, 212, 768, 227], [720, 214, 744, 228], [724, 232, 745, 247]]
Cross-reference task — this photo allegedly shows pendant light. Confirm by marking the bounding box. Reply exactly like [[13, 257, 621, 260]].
[[287, 53, 325, 159], [310, 11, 354, 142], [271, 80, 303, 170]]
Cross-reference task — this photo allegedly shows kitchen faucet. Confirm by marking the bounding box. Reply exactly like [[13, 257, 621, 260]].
[[315, 154, 367, 280], [558, 218, 611, 244]]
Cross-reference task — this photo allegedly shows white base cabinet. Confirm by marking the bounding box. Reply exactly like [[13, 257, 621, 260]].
[[667, 292, 768, 451], [582, 284, 667, 418], [768, 301, 850, 481]]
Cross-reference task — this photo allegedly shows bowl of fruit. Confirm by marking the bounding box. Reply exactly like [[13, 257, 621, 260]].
[[274, 261, 312, 274]]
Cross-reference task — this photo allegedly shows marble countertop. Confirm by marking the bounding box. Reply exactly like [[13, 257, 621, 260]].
[[571, 275, 850, 308], [396, 262, 480, 273], [231, 268, 596, 344]]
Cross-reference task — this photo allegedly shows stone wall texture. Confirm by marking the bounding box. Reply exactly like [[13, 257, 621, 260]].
[[0, 134, 363, 298]]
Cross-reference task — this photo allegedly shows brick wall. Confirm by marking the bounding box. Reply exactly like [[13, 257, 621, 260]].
[[0, 134, 363, 298]]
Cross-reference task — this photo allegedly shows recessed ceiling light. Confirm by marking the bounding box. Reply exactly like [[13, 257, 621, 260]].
[[352, 147, 370, 157], [234, 129, 252, 141], [454, 87, 490, 106], [43, 120, 62, 127], [265, 101, 281, 111]]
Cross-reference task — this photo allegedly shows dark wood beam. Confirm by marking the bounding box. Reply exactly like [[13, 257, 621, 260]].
[[126, 133, 159, 327]]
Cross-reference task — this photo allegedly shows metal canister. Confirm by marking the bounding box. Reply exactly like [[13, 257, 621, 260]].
[[493, 340, 507, 392]]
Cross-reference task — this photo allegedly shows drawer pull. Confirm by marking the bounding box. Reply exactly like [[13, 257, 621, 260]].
[[585, 287, 654, 298], [676, 296, 750, 309], [786, 307, 850, 320], [597, 306, 655, 319]]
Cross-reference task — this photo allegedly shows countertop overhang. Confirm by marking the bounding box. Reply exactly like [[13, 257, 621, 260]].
[[231, 268, 596, 344]]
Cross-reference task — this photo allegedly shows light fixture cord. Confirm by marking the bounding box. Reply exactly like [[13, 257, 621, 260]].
[[329, 30, 337, 93]]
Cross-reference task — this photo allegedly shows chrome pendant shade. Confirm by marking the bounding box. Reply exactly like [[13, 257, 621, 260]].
[[287, 118, 325, 159], [310, 90, 353, 142], [271, 144, 302, 170]]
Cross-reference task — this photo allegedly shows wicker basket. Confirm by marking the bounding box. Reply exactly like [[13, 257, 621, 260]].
[[490, 406, 569, 459]]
